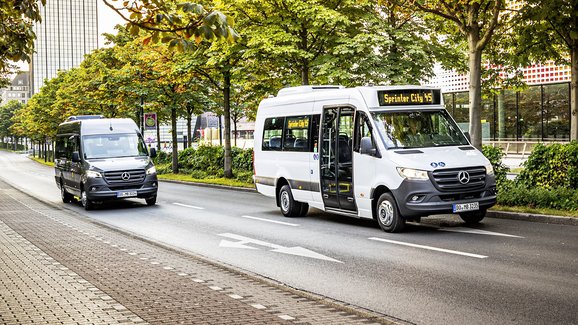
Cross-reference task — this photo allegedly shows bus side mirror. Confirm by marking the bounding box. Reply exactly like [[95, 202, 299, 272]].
[[149, 147, 157, 158], [71, 152, 81, 162], [360, 137, 377, 156]]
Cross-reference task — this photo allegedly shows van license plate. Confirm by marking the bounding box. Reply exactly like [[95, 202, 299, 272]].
[[117, 191, 137, 198], [453, 202, 479, 213]]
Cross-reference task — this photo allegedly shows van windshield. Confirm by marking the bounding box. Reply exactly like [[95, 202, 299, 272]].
[[372, 109, 469, 149], [82, 133, 149, 159]]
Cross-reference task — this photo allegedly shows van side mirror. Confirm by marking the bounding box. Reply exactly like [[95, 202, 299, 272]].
[[71, 152, 81, 162], [464, 132, 472, 143], [360, 137, 377, 156], [149, 147, 157, 158]]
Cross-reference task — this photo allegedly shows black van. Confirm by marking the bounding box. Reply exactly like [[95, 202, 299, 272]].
[[54, 116, 158, 210]]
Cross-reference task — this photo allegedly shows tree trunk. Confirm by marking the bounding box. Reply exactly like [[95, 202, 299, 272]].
[[171, 107, 179, 173], [570, 44, 578, 141], [233, 120, 237, 147], [223, 69, 233, 178], [300, 27, 309, 85], [156, 120, 161, 152], [468, 35, 483, 150]]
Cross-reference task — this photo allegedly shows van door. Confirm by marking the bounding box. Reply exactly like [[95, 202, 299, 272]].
[[320, 106, 356, 211]]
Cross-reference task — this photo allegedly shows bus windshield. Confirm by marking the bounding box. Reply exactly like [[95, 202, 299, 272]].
[[372, 109, 469, 149], [82, 133, 149, 159]]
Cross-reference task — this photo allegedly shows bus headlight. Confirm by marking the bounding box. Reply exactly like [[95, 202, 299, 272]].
[[86, 170, 102, 178], [397, 167, 429, 180], [146, 166, 157, 175], [485, 163, 494, 176]]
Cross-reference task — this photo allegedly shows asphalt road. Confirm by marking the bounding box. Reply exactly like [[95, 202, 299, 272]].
[[1, 150, 577, 325]]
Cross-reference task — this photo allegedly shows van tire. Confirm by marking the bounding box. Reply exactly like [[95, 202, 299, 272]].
[[279, 185, 303, 218], [145, 196, 157, 206], [459, 209, 486, 224], [376, 193, 405, 233], [60, 182, 73, 203], [81, 189, 94, 211]]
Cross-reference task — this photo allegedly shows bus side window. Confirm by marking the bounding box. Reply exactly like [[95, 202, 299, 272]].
[[262, 117, 285, 151], [354, 112, 374, 152], [310, 115, 320, 153]]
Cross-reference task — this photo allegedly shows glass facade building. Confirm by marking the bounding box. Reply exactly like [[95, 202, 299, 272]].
[[31, 0, 98, 94], [443, 82, 571, 141]]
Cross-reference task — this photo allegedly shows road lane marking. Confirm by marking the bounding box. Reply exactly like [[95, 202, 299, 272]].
[[368, 237, 488, 259], [218, 233, 343, 263], [240, 215, 300, 227], [438, 227, 524, 238], [173, 202, 204, 210]]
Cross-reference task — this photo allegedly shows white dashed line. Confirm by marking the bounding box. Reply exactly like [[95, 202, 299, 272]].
[[173, 202, 204, 210], [369, 237, 488, 259], [240, 215, 300, 227]]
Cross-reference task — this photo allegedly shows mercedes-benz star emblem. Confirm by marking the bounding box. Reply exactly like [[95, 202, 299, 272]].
[[121, 172, 131, 181], [457, 171, 470, 184]]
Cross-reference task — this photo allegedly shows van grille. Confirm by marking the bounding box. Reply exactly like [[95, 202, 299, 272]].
[[104, 169, 146, 184], [430, 167, 486, 192]]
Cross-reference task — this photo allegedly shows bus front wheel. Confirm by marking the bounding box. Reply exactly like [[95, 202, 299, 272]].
[[279, 185, 307, 217], [376, 193, 405, 233]]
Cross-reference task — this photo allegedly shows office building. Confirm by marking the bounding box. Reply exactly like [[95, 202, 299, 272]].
[[30, 0, 99, 94], [1, 72, 31, 105]]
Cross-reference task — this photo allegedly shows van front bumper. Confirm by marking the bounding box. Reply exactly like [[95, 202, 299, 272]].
[[390, 177, 497, 218], [83, 175, 158, 201]]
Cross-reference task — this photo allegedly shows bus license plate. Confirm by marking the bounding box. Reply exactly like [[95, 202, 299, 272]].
[[453, 202, 479, 213], [117, 191, 137, 198]]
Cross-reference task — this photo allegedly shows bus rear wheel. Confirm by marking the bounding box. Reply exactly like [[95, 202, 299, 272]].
[[279, 185, 307, 217], [376, 192, 405, 233]]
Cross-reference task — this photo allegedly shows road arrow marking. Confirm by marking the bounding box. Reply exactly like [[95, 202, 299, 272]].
[[218, 233, 342, 263], [368, 237, 488, 259], [438, 227, 524, 238]]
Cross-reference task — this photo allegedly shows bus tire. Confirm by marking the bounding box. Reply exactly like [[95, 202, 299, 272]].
[[279, 185, 303, 218], [81, 188, 94, 211], [60, 181, 73, 203], [299, 203, 309, 217], [459, 209, 486, 224], [376, 192, 405, 233]]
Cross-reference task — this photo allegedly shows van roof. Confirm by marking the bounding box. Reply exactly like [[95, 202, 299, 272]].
[[58, 118, 139, 136]]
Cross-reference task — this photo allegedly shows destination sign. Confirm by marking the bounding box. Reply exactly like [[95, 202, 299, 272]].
[[378, 89, 441, 106], [287, 116, 309, 129]]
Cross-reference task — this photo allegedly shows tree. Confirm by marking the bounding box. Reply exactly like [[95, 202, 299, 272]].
[[408, 0, 507, 149], [0, 100, 23, 148], [0, 0, 44, 74], [513, 0, 578, 140]]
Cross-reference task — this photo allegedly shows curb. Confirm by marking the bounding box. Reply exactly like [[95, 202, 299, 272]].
[[159, 178, 257, 193], [487, 210, 578, 226]]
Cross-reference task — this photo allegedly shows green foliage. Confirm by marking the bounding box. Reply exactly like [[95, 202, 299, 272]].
[[481, 145, 509, 186], [0, 0, 45, 73], [498, 181, 578, 212], [517, 142, 578, 189]]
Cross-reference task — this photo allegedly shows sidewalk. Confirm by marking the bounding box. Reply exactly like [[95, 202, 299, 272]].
[[0, 179, 400, 325]]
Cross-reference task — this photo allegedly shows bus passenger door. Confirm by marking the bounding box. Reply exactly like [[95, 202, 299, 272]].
[[320, 107, 356, 212]]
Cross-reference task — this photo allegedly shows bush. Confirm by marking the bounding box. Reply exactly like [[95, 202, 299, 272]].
[[517, 142, 578, 189], [482, 145, 509, 186], [498, 182, 578, 212]]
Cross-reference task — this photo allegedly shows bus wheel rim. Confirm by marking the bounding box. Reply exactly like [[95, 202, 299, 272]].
[[281, 191, 290, 212], [378, 200, 394, 226]]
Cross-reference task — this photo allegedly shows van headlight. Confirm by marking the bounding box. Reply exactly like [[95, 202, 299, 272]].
[[397, 167, 429, 180], [86, 170, 102, 178], [146, 166, 156, 175], [485, 163, 494, 176]]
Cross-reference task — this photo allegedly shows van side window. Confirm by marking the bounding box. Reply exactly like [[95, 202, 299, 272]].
[[55, 136, 68, 159], [310, 115, 320, 153], [354, 112, 374, 152], [262, 117, 285, 150], [284, 116, 310, 152]]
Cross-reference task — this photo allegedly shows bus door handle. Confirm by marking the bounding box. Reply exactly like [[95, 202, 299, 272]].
[[347, 197, 354, 202], [323, 194, 329, 199]]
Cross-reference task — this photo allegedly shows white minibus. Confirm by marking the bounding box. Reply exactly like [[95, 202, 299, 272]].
[[253, 86, 497, 232]]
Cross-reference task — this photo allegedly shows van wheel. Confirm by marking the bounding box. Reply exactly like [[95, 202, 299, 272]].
[[376, 193, 405, 233], [60, 182, 73, 203], [81, 189, 94, 211], [459, 209, 486, 224], [145, 196, 157, 206], [279, 185, 303, 218]]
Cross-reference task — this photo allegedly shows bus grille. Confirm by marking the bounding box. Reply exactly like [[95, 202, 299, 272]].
[[104, 169, 146, 184], [430, 167, 486, 192]]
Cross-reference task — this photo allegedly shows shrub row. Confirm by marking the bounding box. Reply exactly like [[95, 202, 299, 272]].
[[153, 145, 253, 183]]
